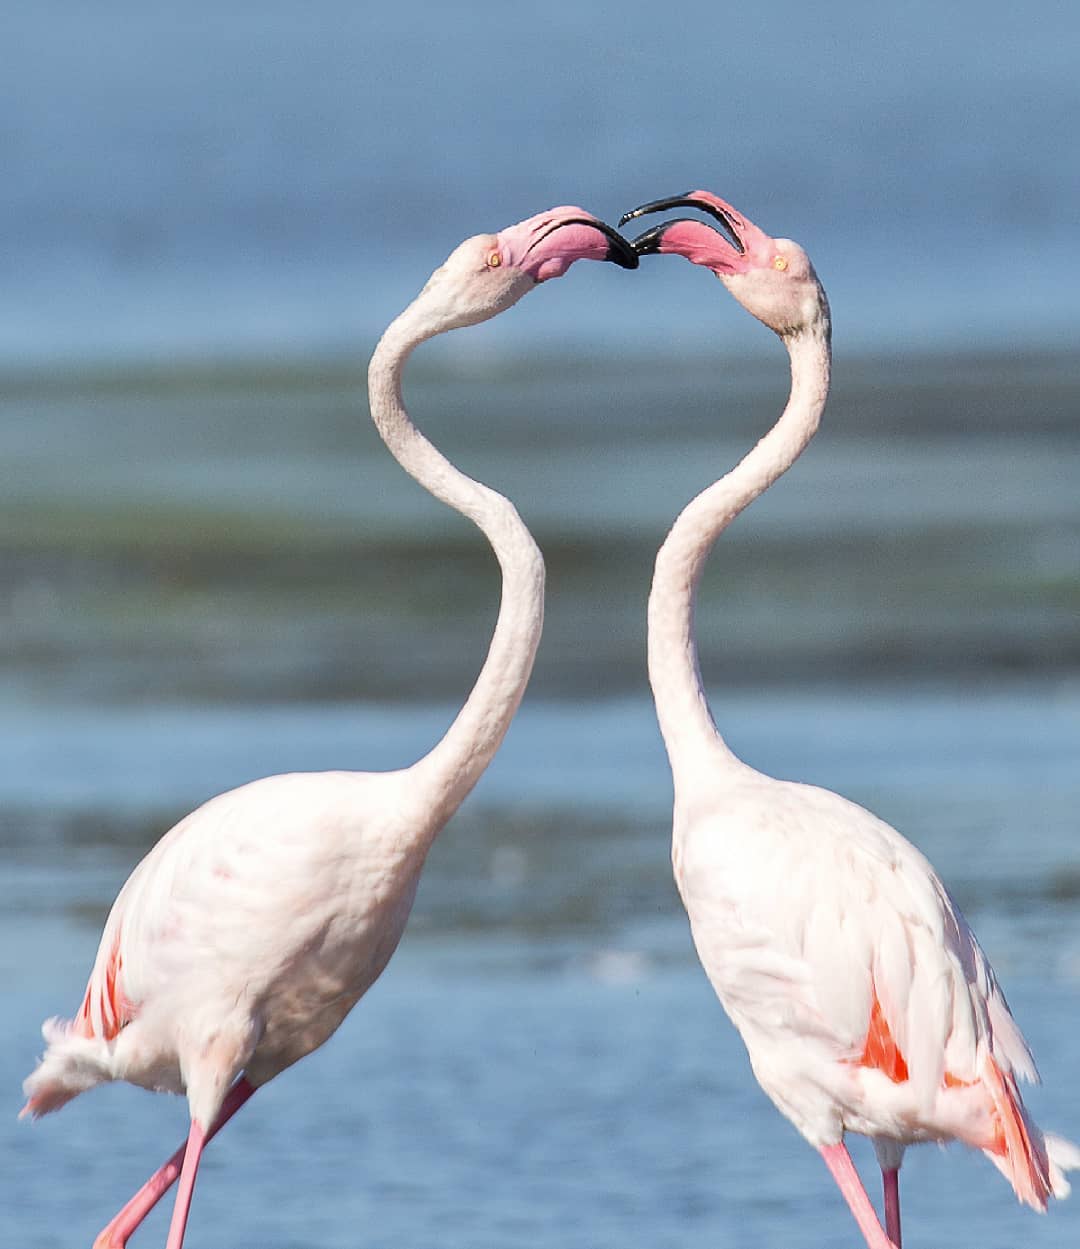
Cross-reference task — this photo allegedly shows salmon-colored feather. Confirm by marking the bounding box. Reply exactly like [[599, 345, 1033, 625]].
[[981, 1055, 1053, 1208], [855, 987, 1056, 1210], [859, 994, 909, 1085], [74, 924, 132, 1041]]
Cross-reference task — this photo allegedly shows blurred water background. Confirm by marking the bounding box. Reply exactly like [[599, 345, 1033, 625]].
[[3, 3, 1079, 1247]]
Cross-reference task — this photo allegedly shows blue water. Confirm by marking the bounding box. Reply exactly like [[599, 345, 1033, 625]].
[[3, 1, 1079, 367]]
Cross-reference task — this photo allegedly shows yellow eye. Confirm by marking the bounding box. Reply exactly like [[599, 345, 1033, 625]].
[[487, 251, 502, 268], [773, 255, 788, 271]]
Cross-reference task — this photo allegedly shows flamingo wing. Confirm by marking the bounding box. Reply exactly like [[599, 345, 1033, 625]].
[[675, 777, 1036, 1130]]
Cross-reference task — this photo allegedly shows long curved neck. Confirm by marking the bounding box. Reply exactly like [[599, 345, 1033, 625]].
[[648, 323, 831, 790], [367, 307, 544, 832]]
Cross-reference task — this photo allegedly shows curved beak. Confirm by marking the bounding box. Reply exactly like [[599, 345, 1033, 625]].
[[498, 207, 638, 281], [530, 214, 640, 270], [618, 190, 778, 276], [619, 191, 747, 258]]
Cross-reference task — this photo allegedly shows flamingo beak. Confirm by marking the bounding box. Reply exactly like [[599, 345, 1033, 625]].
[[619, 192, 746, 259], [619, 191, 754, 272], [498, 208, 638, 282], [529, 215, 639, 269]]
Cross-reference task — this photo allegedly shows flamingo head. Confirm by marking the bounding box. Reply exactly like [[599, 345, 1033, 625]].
[[496, 207, 639, 281], [417, 206, 637, 332], [620, 190, 828, 340]]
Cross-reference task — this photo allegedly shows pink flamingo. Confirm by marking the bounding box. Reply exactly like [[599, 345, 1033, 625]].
[[620, 189, 1079, 1248], [21, 207, 637, 1249]]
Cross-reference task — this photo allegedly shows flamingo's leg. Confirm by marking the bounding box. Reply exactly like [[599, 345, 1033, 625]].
[[819, 1142, 898, 1249], [882, 1165, 902, 1248], [163, 1117, 207, 1249], [93, 1077, 256, 1249]]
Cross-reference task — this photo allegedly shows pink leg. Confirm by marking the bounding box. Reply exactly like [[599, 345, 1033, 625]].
[[164, 1118, 207, 1249], [819, 1143, 898, 1249], [882, 1166, 902, 1248], [93, 1077, 256, 1249]]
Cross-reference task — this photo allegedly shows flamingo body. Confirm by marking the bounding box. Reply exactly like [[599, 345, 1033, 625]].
[[21, 205, 638, 1249], [673, 767, 1071, 1206], [25, 770, 418, 1127], [623, 189, 1078, 1246]]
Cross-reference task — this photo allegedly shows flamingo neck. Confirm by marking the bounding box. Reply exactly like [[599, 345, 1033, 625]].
[[647, 322, 831, 790], [367, 308, 544, 836]]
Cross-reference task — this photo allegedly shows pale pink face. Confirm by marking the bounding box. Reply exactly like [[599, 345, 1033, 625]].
[[620, 190, 828, 338]]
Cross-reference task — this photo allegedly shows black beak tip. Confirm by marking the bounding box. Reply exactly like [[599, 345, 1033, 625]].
[[619, 193, 696, 229], [589, 219, 639, 270], [607, 238, 640, 269], [629, 222, 669, 256]]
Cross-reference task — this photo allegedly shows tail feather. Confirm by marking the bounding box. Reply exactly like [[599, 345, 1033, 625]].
[[1045, 1132, 1080, 1200], [20, 1017, 116, 1120], [980, 1055, 1070, 1210]]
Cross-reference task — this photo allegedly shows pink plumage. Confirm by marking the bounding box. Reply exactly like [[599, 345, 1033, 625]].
[[21, 207, 638, 1249], [622, 189, 1079, 1249], [24, 772, 420, 1128]]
